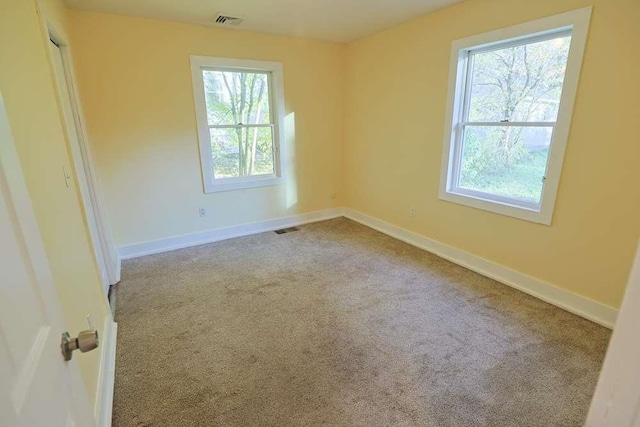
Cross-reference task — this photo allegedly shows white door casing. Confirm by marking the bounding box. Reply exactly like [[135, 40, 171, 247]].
[[46, 30, 119, 292], [48, 38, 110, 293], [0, 92, 96, 426]]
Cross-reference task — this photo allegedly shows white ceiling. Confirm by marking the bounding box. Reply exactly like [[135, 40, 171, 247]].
[[63, 0, 465, 43]]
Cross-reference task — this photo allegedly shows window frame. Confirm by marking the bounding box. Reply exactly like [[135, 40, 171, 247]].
[[190, 55, 286, 193], [438, 8, 592, 225]]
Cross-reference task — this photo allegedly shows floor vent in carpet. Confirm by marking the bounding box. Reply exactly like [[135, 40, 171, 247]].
[[274, 227, 299, 234]]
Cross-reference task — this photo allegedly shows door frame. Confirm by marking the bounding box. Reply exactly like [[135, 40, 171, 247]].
[[38, 7, 120, 291], [35, 7, 118, 426]]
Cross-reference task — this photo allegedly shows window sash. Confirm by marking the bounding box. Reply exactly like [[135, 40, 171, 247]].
[[202, 69, 278, 180], [202, 69, 275, 127], [208, 124, 276, 150], [450, 121, 555, 210], [461, 31, 571, 125], [450, 34, 565, 209], [209, 124, 278, 180], [208, 124, 275, 130], [202, 67, 270, 76], [450, 186, 542, 211], [466, 29, 572, 56], [459, 121, 556, 127]]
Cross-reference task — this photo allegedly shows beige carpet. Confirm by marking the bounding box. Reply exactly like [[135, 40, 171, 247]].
[[113, 218, 610, 426]]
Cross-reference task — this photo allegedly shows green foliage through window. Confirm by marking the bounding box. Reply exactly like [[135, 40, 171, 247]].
[[202, 70, 275, 179], [457, 34, 571, 203]]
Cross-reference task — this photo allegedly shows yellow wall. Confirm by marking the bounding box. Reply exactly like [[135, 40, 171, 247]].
[[0, 0, 110, 408], [67, 10, 345, 246], [344, 0, 640, 308], [65, 0, 638, 313]]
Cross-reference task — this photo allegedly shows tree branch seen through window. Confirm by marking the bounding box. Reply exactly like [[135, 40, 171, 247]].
[[203, 70, 275, 179]]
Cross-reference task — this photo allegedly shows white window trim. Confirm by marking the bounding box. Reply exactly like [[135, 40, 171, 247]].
[[438, 7, 592, 225], [190, 55, 286, 193]]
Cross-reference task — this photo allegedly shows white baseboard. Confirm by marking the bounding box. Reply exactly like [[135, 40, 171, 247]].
[[118, 208, 345, 260], [114, 254, 121, 284], [95, 320, 117, 427], [116, 206, 617, 328], [343, 208, 618, 329], [104, 240, 121, 286]]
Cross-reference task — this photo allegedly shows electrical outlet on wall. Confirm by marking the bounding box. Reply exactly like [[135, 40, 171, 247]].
[[409, 206, 416, 218], [199, 207, 207, 217]]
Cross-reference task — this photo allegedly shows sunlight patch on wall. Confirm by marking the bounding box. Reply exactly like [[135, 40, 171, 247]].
[[285, 112, 298, 209]]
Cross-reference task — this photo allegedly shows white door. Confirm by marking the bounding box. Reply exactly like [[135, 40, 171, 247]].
[[586, 242, 640, 427], [0, 93, 96, 426], [48, 38, 112, 294]]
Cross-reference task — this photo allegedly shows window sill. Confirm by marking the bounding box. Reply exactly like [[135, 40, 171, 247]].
[[204, 175, 283, 194], [438, 189, 552, 225]]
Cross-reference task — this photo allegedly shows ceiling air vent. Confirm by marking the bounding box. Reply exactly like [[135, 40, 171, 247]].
[[214, 14, 244, 26]]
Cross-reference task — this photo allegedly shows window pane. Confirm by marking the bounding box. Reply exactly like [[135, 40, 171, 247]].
[[467, 35, 571, 123], [458, 126, 552, 203], [210, 126, 274, 179], [202, 70, 271, 126]]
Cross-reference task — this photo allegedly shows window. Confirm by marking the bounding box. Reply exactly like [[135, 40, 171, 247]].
[[439, 8, 591, 224], [190, 56, 285, 193]]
